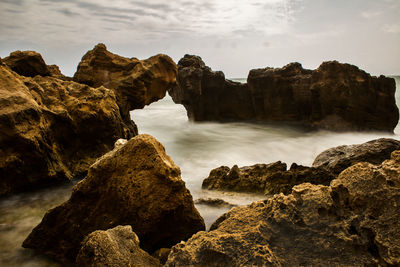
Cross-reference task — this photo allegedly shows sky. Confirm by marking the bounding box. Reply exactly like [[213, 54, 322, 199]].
[[0, 0, 399, 78]]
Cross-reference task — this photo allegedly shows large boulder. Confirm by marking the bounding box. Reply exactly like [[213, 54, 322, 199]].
[[76, 225, 161, 267], [73, 43, 177, 122], [3, 50, 51, 77], [0, 65, 134, 196], [166, 151, 400, 266], [202, 161, 335, 195], [313, 138, 400, 175], [22, 134, 205, 263], [169, 54, 255, 121], [171, 56, 398, 131]]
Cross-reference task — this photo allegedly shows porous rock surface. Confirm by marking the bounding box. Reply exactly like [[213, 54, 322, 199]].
[[23, 134, 205, 263], [202, 161, 335, 195], [313, 138, 400, 175], [3, 50, 51, 77], [166, 151, 400, 266], [171, 55, 398, 131], [73, 43, 177, 122], [0, 64, 133, 196], [76, 225, 161, 267]]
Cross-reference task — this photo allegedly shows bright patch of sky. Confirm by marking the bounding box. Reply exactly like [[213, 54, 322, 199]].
[[0, 0, 399, 77]]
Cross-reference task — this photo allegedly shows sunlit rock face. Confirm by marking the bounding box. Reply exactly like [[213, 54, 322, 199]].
[[23, 134, 205, 264], [0, 63, 133, 196], [73, 43, 178, 122], [166, 151, 400, 266], [171, 55, 398, 132]]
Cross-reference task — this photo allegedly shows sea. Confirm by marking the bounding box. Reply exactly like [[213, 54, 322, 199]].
[[0, 77, 399, 266]]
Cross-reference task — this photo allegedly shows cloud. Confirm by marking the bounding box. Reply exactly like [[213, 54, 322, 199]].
[[360, 11, 382, 19], [383, 24, 400, 34]]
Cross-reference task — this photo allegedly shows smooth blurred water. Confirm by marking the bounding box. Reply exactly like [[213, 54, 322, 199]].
[[0, 76, 399, 266]]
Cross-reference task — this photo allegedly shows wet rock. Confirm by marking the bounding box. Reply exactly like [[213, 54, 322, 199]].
[[73, 43, 177, 122], [0, 65, 134, 196], [194, 198, 237, 208], [76, 225, 161, 267], [166, 151, 400, 266], [3, 50, 51, 77], [313, 138, 400, 175], [23, 134, 205, 263], [169, 54, 255, 121], [202, 161, 335, 195], [171, 56, 398, 131]]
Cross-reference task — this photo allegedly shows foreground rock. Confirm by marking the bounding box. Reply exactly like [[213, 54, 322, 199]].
[[76, 225, 161, 267], [202, 161, 335, 195], [23, 134, 205, 263], [171, 55, 398, 131], [166, 151, 400, 266], [313, 138, 400, 175], [0, 64, 133, 196], [73, 43, 177, 122], [3, 50, 51, 77]]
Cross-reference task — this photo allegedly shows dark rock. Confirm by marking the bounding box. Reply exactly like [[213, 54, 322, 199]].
[[166, 151, 400, 266], [194, 198, 237, 208], [0, 65, 134, 196], [202, 161, 335, 195], [313, 138, 400, 175], [76, 225, 161, 267], [22, 134, 205, 263], [152, 248, 171, 265], [169, 54, 255, 121], [171, 56, 398, 131], [3, 50, 51, 77], [73, 43, 177, 122]]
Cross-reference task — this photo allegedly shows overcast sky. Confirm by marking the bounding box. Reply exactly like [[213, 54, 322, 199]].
[[0, 0, 399, 77]]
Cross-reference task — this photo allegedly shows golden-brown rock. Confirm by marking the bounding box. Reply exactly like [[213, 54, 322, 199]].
[[3, 50, 51, 77], [73, 43, 177, 121], [76, 225, 161, 267], [23, 134, 205, 264], [0, 65, 134, 196], [166, 151, 400, 266]]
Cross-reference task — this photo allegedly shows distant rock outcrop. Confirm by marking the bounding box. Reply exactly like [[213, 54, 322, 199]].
[[170, 55, 398, 131], [313, 138, 400, 175], [0, 64, 134, 196], [73, 43, 177, 122], [166, 151, 400, 266], [202, 161, 335, 195], [23, 135, 205, 263], [76, 225, 161, 267], [169, 55, 254, 121]]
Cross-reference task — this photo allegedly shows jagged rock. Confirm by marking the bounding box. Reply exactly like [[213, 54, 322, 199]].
[[171, 56, 398, 131], [73, 43, 177, 122], [169, 54, 254, 121], [0, 65, 134, 196], [23, 134, 205, 263], [202, 161, 335, 195], [76, 225, 161, 267], [194, 198, 237, 208], [313, 138, 400, 175], [3, 50, 51, 77], [166, 151, 400, 266]]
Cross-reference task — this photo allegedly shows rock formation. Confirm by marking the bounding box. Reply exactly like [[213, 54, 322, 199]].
[[0, 64, 133, 196], [169, 55, 254, 121], [313, 138, 400, 175], [202, 161, 335, 195], [23, 134, 205, 263], [3, 50, 51, 77], [166, 151, 400, 266], [76, 225, 161, 267], [73, 43, 177, 122], [170, 55, 398, 131]]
